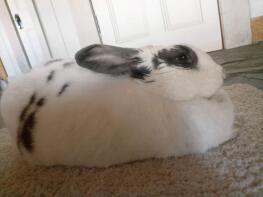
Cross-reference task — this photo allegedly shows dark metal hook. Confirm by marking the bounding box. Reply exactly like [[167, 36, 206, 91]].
[[14, 14, 23, 29]]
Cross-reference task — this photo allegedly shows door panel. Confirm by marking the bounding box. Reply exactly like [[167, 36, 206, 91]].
[[49, 0, 81, 58], [107, 0, 149, 43], [92, 0, 222, 51], [161, 0, 203, 30], [34, 0, 69, 59], [35, 0, 86, 59]]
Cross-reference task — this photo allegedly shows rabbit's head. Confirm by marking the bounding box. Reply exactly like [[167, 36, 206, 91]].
[[75, 44, 224, 101]]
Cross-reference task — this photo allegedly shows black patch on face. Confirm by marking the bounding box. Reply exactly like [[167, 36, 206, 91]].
[[36, 97, 46, 107], [19, 93, 36, 122], [63, 62, 74, 68], [44, 59, 62, 66], [58, 83, 70, 96], [130, 66, 151, 80], [157, 45, 198, 69], [47, 70, 55, 82], [20, 111, 36, 152]]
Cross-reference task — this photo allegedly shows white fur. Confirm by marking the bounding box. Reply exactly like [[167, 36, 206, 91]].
[[0, 46, 234, 167], [137, 45, 224, 100]]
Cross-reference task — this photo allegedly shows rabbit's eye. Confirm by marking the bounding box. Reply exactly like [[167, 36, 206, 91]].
[[175, 55, 187, 61], [179, 55, 186, 60], [157, 45, 198, 69]]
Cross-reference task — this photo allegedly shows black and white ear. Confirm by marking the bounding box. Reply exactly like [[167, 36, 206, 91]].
[[75, 44, 143, 76]]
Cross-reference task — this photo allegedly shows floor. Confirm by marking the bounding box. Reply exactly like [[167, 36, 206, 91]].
[[210, 41, 263, 90], [0, 42, 262, 129]]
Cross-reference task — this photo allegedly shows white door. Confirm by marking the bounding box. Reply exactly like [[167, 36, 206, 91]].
[[92, 0, 222, 51], [7, 0, 51, 67], [31, 0, 98, 59]]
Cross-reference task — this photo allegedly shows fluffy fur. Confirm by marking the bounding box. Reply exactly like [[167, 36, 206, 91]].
[[0, 45, 234, 167]]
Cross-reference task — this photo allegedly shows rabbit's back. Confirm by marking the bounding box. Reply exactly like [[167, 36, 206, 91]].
[[1, 60, 234, 167]]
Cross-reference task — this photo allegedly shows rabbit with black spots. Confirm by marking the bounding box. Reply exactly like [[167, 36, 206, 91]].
[[1, 44, 234, 167]]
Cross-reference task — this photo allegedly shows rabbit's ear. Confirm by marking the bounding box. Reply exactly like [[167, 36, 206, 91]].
[[75, 44, 142, 75]]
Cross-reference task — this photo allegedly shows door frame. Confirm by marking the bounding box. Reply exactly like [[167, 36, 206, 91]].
[[0, 0, 30, 79], [5, 0, 52, 67], [4, 0, 31, 67], [218, 0, 252, 49]]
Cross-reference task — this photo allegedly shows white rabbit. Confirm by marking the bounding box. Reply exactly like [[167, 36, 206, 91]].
[[1, 44, 234, 167]]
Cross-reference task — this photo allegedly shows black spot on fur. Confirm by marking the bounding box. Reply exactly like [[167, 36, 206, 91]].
[[19, 93, 36, 122], [157, 45, 198, 69], [18, 94, 47, 153], [130, 67, 151, 80], [47, 70, 55, 82], [36, 97, 46, 107], [63, 62, 74, 68], [20, 111, 36, 152], [44, 59, 62, 66], [58, 83, 70, 96]]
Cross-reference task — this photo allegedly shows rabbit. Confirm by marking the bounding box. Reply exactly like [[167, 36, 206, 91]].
[[0, 44, 234, 167]]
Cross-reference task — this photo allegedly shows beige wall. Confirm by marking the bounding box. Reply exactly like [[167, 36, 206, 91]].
[[0, 58, 7, 80], [249, 0, 263, 42]]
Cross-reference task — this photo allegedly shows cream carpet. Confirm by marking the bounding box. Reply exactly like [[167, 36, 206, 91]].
[[0, 84, 262, 197]]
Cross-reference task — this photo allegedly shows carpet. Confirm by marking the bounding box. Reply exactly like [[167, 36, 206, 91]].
[[0, 84, 262, 196]]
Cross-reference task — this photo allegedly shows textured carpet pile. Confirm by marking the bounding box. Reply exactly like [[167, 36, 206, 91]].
[[0, 84, 262, 196]]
